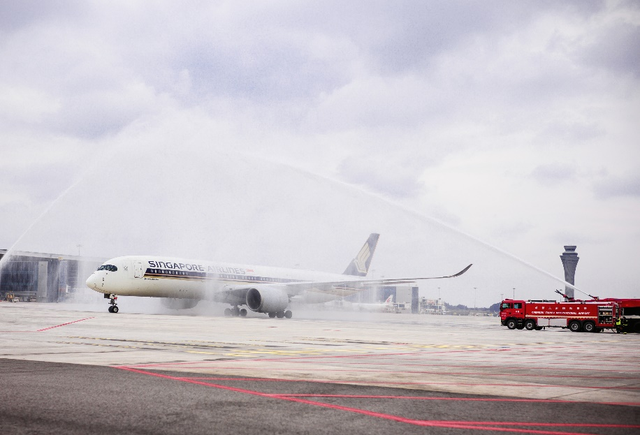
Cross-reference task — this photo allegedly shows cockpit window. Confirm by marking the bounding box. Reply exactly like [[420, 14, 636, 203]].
[[97, 264, 118, 272]]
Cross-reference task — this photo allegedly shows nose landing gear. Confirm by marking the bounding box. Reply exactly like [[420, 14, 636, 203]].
[[105, 294, 119, 313]]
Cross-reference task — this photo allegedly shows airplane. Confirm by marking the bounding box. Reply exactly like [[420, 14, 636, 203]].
[[85, 233, 472, 319]]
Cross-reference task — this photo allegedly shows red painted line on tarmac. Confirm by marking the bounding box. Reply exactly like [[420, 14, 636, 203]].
[[114, 366, 639, 434], [36, 317, 94, 332]]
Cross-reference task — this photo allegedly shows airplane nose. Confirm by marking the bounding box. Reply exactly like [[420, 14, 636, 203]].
[[86, 274, 99, 290]]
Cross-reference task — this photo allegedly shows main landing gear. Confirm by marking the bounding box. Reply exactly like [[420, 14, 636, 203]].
[[224, 306, 248, 317], [105, 294, 119, 313], [223, 306, 293, 319], [268, 310, 293, 319]]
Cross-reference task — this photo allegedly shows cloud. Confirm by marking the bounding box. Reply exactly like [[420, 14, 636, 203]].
[[577, 9, 640, 78], [593, 174, 640, 199], [531, 163, 577, 187], [0, 85, 60, 126]]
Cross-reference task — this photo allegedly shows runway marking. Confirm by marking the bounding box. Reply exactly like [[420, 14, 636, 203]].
[[120, 351, 640, 383], [176, 366, 637, 381], [151, 372, 640, 392], [0, 318, 95, 333], [115, 366, 640, 434], [36, 317, 95, 332]]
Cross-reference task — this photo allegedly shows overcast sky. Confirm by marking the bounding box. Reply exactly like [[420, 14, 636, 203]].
[[1, 1, 638, 307]]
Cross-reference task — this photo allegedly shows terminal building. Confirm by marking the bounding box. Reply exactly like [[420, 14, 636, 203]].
[[0, 250, 103, 302]]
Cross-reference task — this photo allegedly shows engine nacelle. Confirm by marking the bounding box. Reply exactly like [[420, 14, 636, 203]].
[[246, 287, 289, 313], [161, 298, 199, 310]]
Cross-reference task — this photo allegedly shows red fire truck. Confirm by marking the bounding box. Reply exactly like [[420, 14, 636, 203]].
[[500, 299, 619, 332]]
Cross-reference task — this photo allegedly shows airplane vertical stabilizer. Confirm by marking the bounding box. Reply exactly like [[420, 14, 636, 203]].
[[343, 233, 379, 277]]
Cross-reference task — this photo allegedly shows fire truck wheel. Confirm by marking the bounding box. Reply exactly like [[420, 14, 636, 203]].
[[524, 320, 536, 330], [582, 321, 596, 333], [506, 319, 517, 329], [568, 320, 582, 332]]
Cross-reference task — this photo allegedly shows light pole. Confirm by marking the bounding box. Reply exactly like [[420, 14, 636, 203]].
[[474, 287, 477, 310], [512, 287, 515, 299]]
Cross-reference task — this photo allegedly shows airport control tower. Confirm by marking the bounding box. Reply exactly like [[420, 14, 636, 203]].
[[560, 246, 579, 300]]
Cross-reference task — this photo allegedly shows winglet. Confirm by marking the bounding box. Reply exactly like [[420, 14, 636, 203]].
[[451, 264, 473, 278], [343, 233, 380, 277]]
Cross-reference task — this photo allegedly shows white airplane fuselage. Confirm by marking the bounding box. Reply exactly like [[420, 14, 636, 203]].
[[86, 255, 363, 304]]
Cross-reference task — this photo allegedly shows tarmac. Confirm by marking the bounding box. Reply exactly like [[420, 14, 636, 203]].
[[1, 300, 639, 434]]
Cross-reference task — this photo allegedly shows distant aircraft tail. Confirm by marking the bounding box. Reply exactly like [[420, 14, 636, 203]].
[[384, 295, 394, 305], [343, 233, 379, 277]]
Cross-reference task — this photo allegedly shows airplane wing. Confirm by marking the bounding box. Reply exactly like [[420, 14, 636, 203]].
[[283, 263, 473, 296], [333, 263, 474, 287], [214, 264, 473, 302]]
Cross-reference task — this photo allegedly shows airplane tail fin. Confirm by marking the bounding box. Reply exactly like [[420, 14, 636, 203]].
[[343, 233, 379, 277], [385, 295, 394, 305]]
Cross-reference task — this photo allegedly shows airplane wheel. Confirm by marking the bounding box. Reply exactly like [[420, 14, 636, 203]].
[[268, 312, 276, 318], [232, 307, 240, 317], [276, 311, 285, 318], [112, 306, 119, 314], [284, 310, 292, 319], [108, 306, 113, 313], [224, 308, 231, 317], [240, 309, 247, 317]]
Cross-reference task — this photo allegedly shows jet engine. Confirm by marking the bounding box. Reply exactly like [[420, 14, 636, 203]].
[[246, 287, 289, 313]]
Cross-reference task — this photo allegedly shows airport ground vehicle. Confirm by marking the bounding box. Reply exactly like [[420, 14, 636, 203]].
[[593, 298, 640, 333], [500, 299, 620, 332]]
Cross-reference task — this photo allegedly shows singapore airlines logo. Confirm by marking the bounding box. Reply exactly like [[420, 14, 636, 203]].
[[354, 244, 371, 274]]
